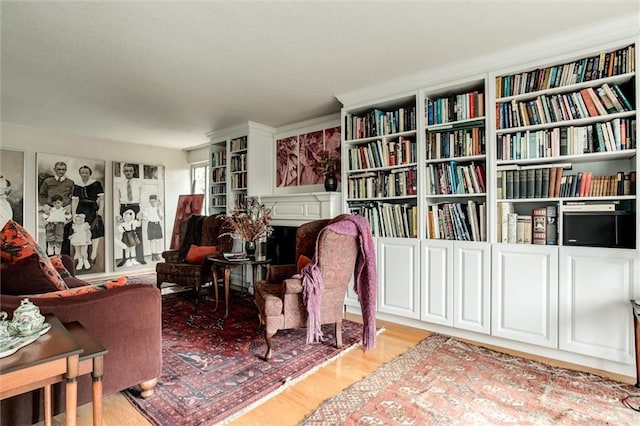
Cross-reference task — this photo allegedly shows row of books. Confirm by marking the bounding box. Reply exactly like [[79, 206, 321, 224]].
[[498, 166, 636, 199], [347, 167, 417, 199], [210, 185, 225, 194], [426, 161, 486, 195], [230, 154, 247, 172], [496, 118, 636, 160], [348, 201, 417, 238], [425, 90, 485, 125], [496, 44, 635, 98], [232, 193, 247, 211], [496, 82, 633, 130], [230, 136, 247, 152], [211, 150, 227, 167], [347, 137, 416, 170], [211, 167, 226, 183], [230, 172, 247, 190], [497, 203, 557, 245], [426, 201, 486, 242], [345, 106, 417, 140], [210, 195, 227, 207], [426, 125, 486, 159]]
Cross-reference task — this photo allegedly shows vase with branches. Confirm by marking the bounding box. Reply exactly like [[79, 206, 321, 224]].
[[312, 148, 341, 191], [222, 199, 273, 255]]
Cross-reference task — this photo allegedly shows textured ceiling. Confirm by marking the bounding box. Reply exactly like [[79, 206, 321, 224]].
[[1, 1, 639, 150]]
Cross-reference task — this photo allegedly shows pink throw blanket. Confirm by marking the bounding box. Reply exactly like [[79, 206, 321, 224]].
[[299, 215, 377, 350]]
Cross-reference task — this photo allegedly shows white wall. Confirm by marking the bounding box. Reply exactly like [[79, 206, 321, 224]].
[[1, 122, 191, 276]]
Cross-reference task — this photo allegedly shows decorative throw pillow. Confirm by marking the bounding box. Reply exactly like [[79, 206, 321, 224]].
[[33, 276, 128, 298], [185, 245, 218, 264], [49, 254, 71, 279], [0, 220, 67, 291], [297, 254, 312, 274], [0, 253, 64, 295]]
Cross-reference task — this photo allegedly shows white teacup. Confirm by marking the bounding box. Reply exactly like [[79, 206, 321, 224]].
[[10, 299, 45, 336]]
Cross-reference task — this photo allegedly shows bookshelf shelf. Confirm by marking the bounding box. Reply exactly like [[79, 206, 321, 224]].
[[494, 41, 637, 248]]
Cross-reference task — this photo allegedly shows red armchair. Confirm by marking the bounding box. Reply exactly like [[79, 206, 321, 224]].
[[253, 215, 359, 360]]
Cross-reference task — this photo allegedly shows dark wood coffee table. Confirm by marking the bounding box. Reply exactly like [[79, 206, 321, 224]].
[[207, 255, 271, 317], [0, 314, 82, 426]]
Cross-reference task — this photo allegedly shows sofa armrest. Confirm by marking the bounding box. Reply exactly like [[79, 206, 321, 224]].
[[162, 249, 180, 263], [283, 277, 303, 294], [0, 284, 162, 400], [266, 264, 296, 283]]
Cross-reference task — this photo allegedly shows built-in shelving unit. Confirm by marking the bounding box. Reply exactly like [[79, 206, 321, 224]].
[[494, 43, 636, 247], [342, 97, 418, 238], [206, 122, 276, 214], [423, 80, 488, 242], [337, 25, 640, 379]]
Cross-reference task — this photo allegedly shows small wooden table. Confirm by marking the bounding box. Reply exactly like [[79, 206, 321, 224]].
[[207, 255, 271, 317], [64, 321, 107, 426], [0, 314, 82, 426]]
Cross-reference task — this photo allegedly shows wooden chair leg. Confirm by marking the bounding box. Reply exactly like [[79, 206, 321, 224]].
[[335, 319, 343, 349], [139, 378, 158, 399], [264, 326, 278, 361]]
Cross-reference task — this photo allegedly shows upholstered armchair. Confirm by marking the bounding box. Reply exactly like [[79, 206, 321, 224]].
[[156, 214, 233, 299], [253, 214, 359, 360]]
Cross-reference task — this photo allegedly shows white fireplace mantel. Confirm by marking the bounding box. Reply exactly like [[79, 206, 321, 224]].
[[258, 192, 343, 227]]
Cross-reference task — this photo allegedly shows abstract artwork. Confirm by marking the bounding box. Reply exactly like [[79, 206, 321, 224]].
[[275, 125, 342, 187], [276, 136, 298, 187], [170, 194, 204, 249]]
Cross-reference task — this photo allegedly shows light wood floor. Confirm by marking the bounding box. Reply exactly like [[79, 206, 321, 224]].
[[45, 313, 635, 426]]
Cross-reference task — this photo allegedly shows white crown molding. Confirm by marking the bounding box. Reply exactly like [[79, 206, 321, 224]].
[[336, 13, 640, 108]]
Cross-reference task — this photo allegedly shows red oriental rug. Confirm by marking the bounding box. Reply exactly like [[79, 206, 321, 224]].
[[303, 334, 640, 425], [123, 291, 364, 425]]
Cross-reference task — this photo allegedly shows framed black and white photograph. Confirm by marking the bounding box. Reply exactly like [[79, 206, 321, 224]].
[[113, 161, 165, 270], [0, 148, 25, 227], [36, 153, 106, 274]]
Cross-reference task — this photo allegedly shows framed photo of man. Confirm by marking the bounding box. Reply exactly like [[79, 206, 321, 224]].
[[36, 153, 106, 275], [113, 162, 165, 270], [0, 148, 25, 227]]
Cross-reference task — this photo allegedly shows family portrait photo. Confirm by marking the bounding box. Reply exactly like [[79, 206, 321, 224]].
[[36, 153, 106, 275], [0, 148, 24, 228], [113, 161, 165, 270]]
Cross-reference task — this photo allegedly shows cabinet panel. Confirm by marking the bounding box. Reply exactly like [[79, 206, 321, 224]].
[[492, 245, 558, 347], [420, 240, 453, 325], [378, 238, 420, 318], [454, 241, 491, 334], [559, 247, 636, 364]]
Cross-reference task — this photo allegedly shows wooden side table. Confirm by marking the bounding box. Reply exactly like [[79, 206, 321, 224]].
[[207, 255, 271, 317], [0, 314, 82, 426], [64, 321, 107, 426]]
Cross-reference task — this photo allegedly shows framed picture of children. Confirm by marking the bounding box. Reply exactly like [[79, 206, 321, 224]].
[[36, 153, 106, 275], [0, 148, 25, 228], [113, 162, 165, 270]]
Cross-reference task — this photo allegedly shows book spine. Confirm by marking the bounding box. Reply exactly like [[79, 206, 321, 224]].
[[532, 207, 547, 245]]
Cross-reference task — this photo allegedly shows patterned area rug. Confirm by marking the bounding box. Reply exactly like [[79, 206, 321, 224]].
[[303, 334, 640, 425], [123, 291, 364, 425]]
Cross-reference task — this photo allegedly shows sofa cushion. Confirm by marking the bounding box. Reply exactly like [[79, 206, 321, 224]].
[[185, 244, 217, 264], [0, 253, 64, 295], [297, 254, 311, 274], [32, 276, 128, 298], [0, 220, 67, 291], [49, 254, 71, 279]]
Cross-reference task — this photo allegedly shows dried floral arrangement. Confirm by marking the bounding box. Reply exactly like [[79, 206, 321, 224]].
[[222, 198, 274, 242], [312, 148, 341, 176]]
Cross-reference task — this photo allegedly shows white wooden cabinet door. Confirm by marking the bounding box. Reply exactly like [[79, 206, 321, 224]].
[[420, 240, 453, 325], [454, 241, 491, 334], [559, 247, 637, 365], [378, 238, 421, 319], [492, 244, 558, 347]]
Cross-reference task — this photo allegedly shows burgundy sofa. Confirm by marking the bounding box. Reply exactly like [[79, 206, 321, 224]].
[[0, 255, 162, 425]]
